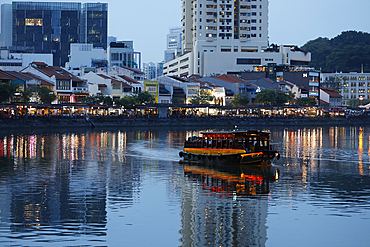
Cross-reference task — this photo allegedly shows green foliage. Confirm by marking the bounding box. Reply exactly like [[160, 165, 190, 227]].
[[134, 91, 155, 105], [19, 88, 34, 102], [172, 97, 185, 104], [115, 96, 136, 109], [83, 92, 154, 108], [295, 97, 317, 106], [301, 31, 370, 72], [0, 82, 18, 103], [230, 93, 250, 106], [81, 93, 113, 106], [285, 91, 296, 104], [190, 90, 215, 105], [34, 86, 57, 104], [347, 98, 370, 107], [254, 89, 290, 105]]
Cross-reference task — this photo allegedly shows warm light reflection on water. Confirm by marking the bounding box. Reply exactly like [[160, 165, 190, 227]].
[[0, 126, 369, 246]]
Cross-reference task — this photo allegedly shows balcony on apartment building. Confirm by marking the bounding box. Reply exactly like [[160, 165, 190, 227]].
[[72, 80, 89, 93]]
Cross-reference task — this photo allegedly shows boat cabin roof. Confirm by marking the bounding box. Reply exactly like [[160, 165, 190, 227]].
[[200, 130, 270, 138]]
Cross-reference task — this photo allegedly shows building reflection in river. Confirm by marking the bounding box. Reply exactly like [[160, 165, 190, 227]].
[[180, 163, 277, 246], [0, 130, 145, 237], [282, 126, 369, 177]]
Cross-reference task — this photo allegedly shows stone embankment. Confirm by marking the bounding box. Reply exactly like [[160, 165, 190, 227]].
[[0, 116, 368, 131]]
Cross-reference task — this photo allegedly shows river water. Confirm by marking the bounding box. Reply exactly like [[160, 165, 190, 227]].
[[0, 126, 369, 247]]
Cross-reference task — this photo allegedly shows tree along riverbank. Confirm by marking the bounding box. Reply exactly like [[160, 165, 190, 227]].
[[1, 116, 369, 131]]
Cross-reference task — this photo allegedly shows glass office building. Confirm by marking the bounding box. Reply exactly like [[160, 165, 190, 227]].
[[11, 2, 107, 66], [81, 3, 108, 50]]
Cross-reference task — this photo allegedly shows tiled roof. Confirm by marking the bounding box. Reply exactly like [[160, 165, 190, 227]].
[[217, 74, 245, 83], [97, 74, 111, 79], [0, 70, 13, 80], [31, 62, 84, 81], [4, 71, 33, 81], [32, 62, 48, 66], [216, 74, 256, 86], [321, 87, 342, 98], [98, 74, 122, 84], [117, 75, 140, 84], [21, 72, 54, 86], [189, 74, 203, 79], [35, 66, 72, 79], [98, 74, 133, 88], [120, 66, 144, 74], [264, 78, 274, 83], [169, 75, 189, 82]]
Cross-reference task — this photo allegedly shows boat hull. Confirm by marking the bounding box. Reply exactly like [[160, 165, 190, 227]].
[[179, 149, 279, 165]]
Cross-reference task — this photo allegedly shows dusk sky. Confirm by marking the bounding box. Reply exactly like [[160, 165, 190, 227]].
[[2, 0, 370, 64]]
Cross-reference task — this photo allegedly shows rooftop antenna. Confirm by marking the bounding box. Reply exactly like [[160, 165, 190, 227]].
[[361, 64, 364, 73]]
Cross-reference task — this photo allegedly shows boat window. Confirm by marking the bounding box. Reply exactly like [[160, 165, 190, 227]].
[[216, 139, 222, 148], [207, 139, 212, 148], [222, 139, 228, 148]]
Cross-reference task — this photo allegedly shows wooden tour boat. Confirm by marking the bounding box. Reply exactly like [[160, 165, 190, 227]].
[[179, 129, 280, 165]]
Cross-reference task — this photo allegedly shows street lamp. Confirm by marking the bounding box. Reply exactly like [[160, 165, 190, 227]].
[[359, 96, 363, 106]]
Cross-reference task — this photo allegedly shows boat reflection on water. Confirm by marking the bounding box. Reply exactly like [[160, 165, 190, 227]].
[[180, 163, 279, 246], [183, 163, 278, 197]]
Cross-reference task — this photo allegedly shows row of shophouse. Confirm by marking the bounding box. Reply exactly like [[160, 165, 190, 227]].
[[0, 60, 368, 110]]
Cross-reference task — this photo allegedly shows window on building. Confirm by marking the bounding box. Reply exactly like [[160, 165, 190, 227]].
[[237, 58, 261, 64], [25, 18, 35, 26]]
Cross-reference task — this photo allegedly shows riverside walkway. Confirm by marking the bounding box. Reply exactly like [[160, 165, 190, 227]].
[[1, 115, 368, 130]]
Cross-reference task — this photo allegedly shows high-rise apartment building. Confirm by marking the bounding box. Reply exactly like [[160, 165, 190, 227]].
[[4, 1, 107, 67], [164, 27, 181, 63], [164, 0, 310, 77], [143, 62, 164, 80], [183, 0, 269, 51]]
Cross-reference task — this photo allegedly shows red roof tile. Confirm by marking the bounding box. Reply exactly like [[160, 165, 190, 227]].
[[35, 67, 71, 79], [4, 71, 33, 81], [120, 66, 144, 74], [98, 74, 133, 88], [21, 72, 54, 86], [97, 74, 110, 79], [0, 70, 13, 80], [217, 74, 245, 83], [321, 87, 342, 98], [98, 74, 120, 83], [32, 62, 48, 66], [117, 74, 141, 84], [263, 78, 274, 83]]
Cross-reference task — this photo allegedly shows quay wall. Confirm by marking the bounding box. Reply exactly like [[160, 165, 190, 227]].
[[0, 117, 369, 131]]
